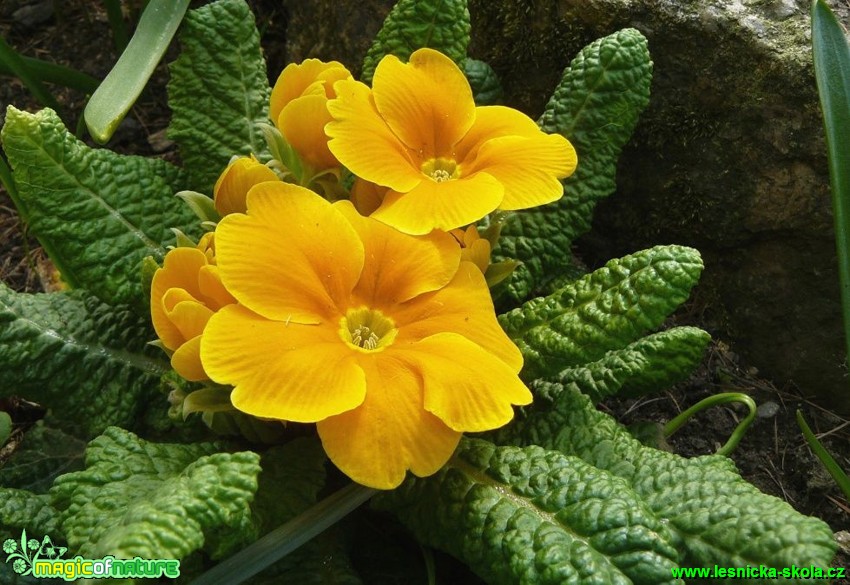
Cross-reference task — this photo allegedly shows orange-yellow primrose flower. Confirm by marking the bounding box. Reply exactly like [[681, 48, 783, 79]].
[[200, 182, 531, 489], [151, 235, 236, 381], [213, 156, 280, 216], [326, 48, 578, 235], [450, 225, 491, 274], [270, 59, 353, 173]]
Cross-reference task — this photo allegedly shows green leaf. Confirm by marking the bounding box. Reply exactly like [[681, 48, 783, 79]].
[[464, 58, 503, 105], [542, 327, 711, 402], [376, 438, 680, 585], [493, 28, 652, 304], [0, 411, 11, 446], [0, 284, 168, 438], [499, 245, 703, 381], [0, 488, 62, 539], [50, 427, 261, 560], [84, 0, 191, 143], [496, 384, 838, 574], [0, 106, 196, 308], [812, 0, 850, 379], [167, 0, 270, 192], [0, 422, 86, 493], [360, 0, 471, 84]]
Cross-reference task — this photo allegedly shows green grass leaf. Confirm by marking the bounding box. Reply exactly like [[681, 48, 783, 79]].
[[0, 284, 167, 438], [495, 384, 838, 574], [812, 0, 850, 382], [84, 0, 191, 143], [1, 107, 197, 309], [376, 438, 681, 585], [167, 0, 270, 192], [499, 245, 703, 381], [360, 0, 471, 84], [50, 427, 261, 561], [493, 28, 652, 305]]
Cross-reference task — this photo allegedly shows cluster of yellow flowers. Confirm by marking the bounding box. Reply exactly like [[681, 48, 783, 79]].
[[151, 48, 577, 489]]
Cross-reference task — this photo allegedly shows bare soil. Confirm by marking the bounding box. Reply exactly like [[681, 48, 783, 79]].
[[1, 0, 848, 579]]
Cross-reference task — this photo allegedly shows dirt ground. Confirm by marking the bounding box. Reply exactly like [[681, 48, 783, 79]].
[[0, 0, 848, 578]]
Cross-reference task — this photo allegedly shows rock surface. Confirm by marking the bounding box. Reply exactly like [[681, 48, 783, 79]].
[[281, 0, 850, 410]]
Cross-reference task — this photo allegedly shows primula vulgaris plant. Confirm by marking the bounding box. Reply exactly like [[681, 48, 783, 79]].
[[0, 0, 838, 583]]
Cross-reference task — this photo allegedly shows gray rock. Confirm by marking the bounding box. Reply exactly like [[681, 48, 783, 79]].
[[281, 0, 850, 411]]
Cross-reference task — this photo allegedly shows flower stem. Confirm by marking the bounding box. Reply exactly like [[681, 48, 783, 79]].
[[663, 392, 757, 457], [189, 482, 376, 585]]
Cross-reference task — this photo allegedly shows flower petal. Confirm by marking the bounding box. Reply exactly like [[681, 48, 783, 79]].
[[334, 201, 460, 305], [392, 262, 523, 371], [215, 182, 363, 323], [278, 94, 338, 171], [198, 265, 237, 309], [466, 133, 577, 210], [201, 304, 366, 422], [453, 105, 543, 163], [350, 178, 387, 216], [396, 332, 532, 432], [150, 248, 208, 349], [270, 59, 349, 122], [326, 79, 422, 191], [371, 172, 503, 235], [317, 354, 461, 489], [163, 293, 214, 341], [171, 335, 207, 381], [372, 48, 475, 157], [213, 156, 280, 216]]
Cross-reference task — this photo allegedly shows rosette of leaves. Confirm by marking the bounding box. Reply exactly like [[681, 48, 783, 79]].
[[0, 0, 836, 582]]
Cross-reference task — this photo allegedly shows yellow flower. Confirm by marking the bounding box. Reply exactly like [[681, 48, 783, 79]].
[[270, 59, 352, 173], [213, 156, 280, 216], [449, 225, 491, 275], [326, 48, 578, 235], [151, 235, 236, 381], [200, 182, 531, 489]]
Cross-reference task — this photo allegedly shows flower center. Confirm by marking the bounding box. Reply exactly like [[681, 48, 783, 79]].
[[421, 157, 459, 183], [340, 308, 398, 352]]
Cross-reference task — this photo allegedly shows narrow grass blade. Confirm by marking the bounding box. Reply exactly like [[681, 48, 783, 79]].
[[103, 0, 130, 54], [813, 0, 850, 377], [0, 35, 61, 113], [796, 409, 850, 500], [0, 55, 99, 94], [84, 0, 190, 143]]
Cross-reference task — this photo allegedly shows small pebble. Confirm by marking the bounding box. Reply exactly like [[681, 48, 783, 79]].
[[12, 0, 54, 27], [756, 400, 780, 418]]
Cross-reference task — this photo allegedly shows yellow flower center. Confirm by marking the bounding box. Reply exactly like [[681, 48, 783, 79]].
[[340, 308, 398, 352], [421, 157, 459, 183]]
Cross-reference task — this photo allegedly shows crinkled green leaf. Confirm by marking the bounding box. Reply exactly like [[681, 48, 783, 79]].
[[0, 422, 86, 493], [0, 107, 196, 308], [465, 58, 503, 105], [0, 285, 167, 438], [50, 427, 261, 561], [493, 28, 652, 304], [496, 384, 838, 575], [167, 0, 270, 192], [499, 245, 703, 381], [0, 488, 61, 539], [377, 438, 680, 585], [360, 0, 470, 84], [542, 327, 711, 402]]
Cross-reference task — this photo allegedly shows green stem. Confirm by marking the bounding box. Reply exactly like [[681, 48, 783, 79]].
[[813, 0, 850, 379], [189, 483, 376, 585], [0, 35, 61, 114], [664, 392, 757, 457], [796, 409, 850, 500], [0, 154, 19, 205]]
